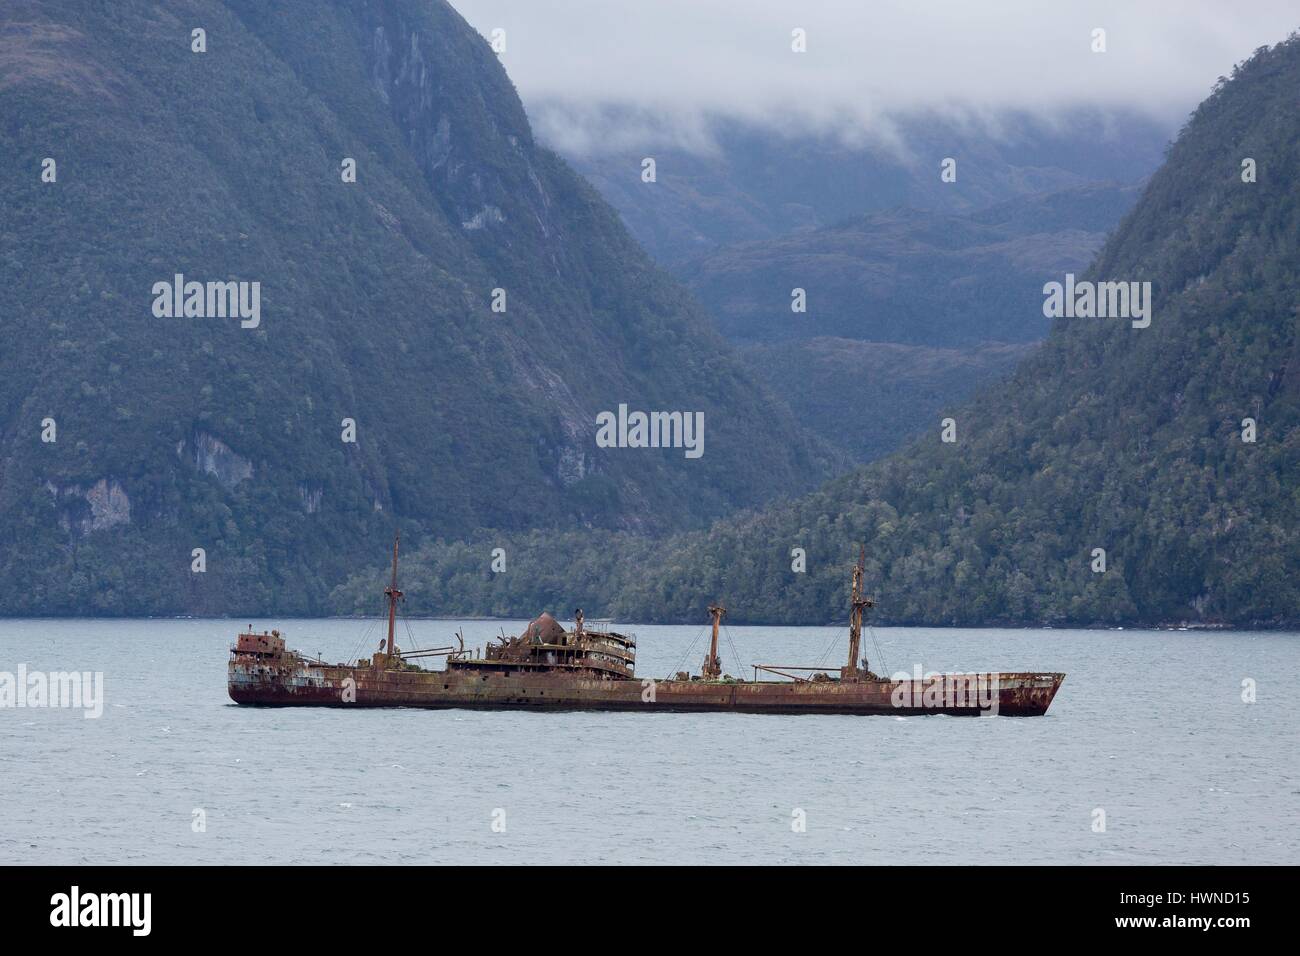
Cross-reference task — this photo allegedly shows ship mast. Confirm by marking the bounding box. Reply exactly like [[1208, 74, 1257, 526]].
[[703, 604, 725, 680], [843, 545, 874, 681], [384, 531, 402, 658]]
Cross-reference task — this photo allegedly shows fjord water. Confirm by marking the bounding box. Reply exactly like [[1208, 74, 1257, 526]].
[[2, 618, 1296, 865]]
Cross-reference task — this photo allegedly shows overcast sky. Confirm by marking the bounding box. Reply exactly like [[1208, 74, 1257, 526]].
[[450, 0, 1300, 153]]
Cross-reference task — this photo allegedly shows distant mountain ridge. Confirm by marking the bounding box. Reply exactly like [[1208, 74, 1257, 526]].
[[558, 110, 1171, 268], [683, 183, 1140, 462], [559, 110, 1154, 466], [682, 182, 1143, 347]]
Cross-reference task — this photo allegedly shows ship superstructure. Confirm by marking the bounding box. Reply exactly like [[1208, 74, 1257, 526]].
[[229, 535, 1064, 716]]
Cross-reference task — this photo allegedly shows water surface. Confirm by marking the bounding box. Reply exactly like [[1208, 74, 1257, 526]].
[[2, 618, 1296, 864]]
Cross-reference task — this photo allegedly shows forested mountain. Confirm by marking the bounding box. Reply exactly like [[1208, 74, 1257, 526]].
[[0, 0, 831, 615], [347, 36, 1300, 628]]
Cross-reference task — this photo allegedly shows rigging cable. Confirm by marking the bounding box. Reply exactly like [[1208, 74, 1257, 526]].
[[667, 625, 708, 679], [345, 597, 383, 666], [867, 622, 890, 677], [721, 623, 746, 678], [401, 607, 419, 654], [813, 624, 843, 669]]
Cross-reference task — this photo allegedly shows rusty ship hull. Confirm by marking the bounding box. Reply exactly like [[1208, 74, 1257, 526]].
[[229, 656, 1063, 716], [228, 537, 1065, 717]]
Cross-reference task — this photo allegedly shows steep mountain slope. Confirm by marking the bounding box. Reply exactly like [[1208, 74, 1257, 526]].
[[0, 0, 831, 615], [360, 35, 1300, 628]]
